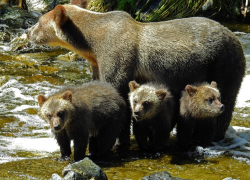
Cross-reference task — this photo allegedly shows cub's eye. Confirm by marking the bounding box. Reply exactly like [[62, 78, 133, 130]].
[[47, 114, 52, 120], [207, 98, 213, 104], [134, 100, 137, 104], [58, 111, 65, 119], [143, 101, 150, 106]]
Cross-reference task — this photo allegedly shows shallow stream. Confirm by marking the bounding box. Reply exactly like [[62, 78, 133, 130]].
[[0, 22, 250, 179]]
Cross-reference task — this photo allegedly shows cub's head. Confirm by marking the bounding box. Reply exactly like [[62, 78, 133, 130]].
[[128, 81, 169, 121], [180, 81, 225, 118], [38, 91, 75, 132]]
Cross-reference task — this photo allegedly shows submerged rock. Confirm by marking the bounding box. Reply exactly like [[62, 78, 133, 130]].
[[142, 171, 189, 180], [10, 33, 29, 51], [0, 31, 10, 42], [0, 5, 40, 29]]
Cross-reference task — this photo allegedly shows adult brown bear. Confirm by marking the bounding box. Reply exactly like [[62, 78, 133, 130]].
[[26, 3, 245, 147]]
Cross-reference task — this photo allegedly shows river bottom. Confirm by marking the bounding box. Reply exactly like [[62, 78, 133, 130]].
[[0, 147, 249, 180]]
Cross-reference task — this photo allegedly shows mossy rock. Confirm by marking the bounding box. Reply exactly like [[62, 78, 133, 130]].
[[0, 76, 9, 86], [0, 31, 10, 42], [62, 158, 108, 180]]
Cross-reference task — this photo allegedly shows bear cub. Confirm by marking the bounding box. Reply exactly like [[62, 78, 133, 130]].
[[177, 81, 225, 150], [128, 81, 175, 154], [38, 81, 126, 162]]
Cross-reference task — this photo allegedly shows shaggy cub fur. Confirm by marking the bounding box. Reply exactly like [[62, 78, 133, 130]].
[[177, 81, 225, 149], [128, 81, 175, 152], [38, 81, 126, 161]]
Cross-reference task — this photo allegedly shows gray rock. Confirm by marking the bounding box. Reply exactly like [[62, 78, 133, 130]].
[[50, 173, 63, 180], [62, 157, 108, 180], [223, 178, 240, 180], [142, 171, 189, 180]]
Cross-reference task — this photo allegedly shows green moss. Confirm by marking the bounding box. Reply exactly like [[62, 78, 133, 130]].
[[0, 155, 70, 179], [87, 0, 111, 12]]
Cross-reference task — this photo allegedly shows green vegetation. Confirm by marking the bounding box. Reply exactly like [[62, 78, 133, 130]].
[[136, 0, 206, 22], [120, 0, 247, 22]]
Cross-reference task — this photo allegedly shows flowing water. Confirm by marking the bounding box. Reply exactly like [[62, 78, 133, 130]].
[[0, 23, 250, 179]]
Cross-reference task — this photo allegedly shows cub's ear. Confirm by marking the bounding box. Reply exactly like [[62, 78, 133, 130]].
[[185, 85, 197, 97], [38, 95, 47, 107], [70, 0, 87, 8], [210, 81, 217, 88], [155, 89, 167, 101], [54, 5, 68, 27], [129, 81, 140, 91], [62, 91, 72, 102]]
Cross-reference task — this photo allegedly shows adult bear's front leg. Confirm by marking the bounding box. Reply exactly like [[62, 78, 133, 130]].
[[98, 54, 137, 149]]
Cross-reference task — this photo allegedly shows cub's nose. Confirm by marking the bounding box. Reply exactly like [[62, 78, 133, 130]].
[[54, 125, 61, 131], [220, 104, 225, 112], [133, 111, 141, 117]]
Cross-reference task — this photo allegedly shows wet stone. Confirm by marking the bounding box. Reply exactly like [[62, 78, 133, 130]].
[[0, 5, 39, 29], [61, 157, 108, 180], [0, 32, 10, 42], [10, 33, 29, 51], [50, 173, 63, 180], [142, 171, 189, 180]]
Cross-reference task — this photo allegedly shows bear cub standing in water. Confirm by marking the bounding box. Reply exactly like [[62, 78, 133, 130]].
[[38, 81, 126, 162], [177, 81, 225, 150], [128, 81, 175, 154]]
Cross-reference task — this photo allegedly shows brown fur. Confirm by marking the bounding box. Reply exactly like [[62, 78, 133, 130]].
[[128, 81, 175, 152], [27, 4, 245, 146], [70, 0, 87, 8], [177, 81, 225, 149], [38, 81, 126, 161]]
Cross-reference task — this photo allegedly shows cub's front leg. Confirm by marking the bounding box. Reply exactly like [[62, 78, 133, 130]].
[[133, 119, 149, 151], [73, 134, 88, 162], [55, 130, 71, 160]]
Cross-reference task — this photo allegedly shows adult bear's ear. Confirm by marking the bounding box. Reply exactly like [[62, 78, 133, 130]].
[[70, 0, 87, 8], [54, 5, 68, 27], [129, 81, 140, 91], [38, 95, 47, 107], [210, 81, 217, 88], [185, 85, 197, 97], [62, 91, 72, 102], [155, 89, 167, 101]]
